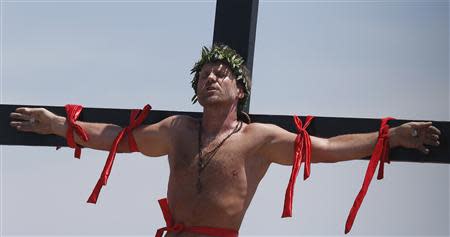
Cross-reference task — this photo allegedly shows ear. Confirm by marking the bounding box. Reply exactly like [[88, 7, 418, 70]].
[[237, 88, 245, 99]]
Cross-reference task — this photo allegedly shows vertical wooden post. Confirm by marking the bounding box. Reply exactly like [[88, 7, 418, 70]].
[[213, 0, 259, 113]]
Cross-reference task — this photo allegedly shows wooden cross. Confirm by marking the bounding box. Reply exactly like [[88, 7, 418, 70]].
[[1, 0, 448, 162], [1, 0, 449, 234]]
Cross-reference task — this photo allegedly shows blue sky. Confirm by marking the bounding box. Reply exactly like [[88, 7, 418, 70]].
[[1, 0, 449, 236]]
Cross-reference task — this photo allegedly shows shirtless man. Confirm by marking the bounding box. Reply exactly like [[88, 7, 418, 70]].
[[9, 45, 441, 236]]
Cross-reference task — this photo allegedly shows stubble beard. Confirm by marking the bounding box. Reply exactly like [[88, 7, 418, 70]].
[[199, 92, 238, 111], [199, 95, 224, 109]]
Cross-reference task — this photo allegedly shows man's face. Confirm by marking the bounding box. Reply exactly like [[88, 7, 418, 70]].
[[196, 62, 244, 108]]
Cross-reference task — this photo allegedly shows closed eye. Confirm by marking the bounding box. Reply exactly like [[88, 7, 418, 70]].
[[214, 70, 226, 78]]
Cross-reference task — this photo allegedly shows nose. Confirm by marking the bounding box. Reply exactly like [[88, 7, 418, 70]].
[[206, 71, 217, 83]]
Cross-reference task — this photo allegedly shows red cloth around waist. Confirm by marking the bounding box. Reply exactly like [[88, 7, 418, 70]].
[[155, 198, 239, 237]]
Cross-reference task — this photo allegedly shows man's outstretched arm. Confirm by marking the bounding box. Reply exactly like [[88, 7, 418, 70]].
[[9, 107, 172, 157], [257, 121, 441, 165], [322, 121, 440, 163]]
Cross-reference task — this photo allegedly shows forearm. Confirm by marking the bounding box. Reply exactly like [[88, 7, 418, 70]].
[[51, 116, 130, 153], [324, 127, 400, 163]]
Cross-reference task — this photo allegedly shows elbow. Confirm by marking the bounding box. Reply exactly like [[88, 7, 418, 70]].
[[312, 138, 339, 164]]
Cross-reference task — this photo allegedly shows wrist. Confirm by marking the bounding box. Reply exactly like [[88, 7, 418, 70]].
[[51, 115, 67, 136], [388, 127, 400, 148]]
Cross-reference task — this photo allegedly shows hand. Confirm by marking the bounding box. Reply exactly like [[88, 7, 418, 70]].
[[9, 107, 59, 135], [393, 122, 441, 154]]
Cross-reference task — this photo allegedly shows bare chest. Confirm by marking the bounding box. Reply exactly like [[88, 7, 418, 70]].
[[166, 133, 266, 226], [170, 139, 247, 192]]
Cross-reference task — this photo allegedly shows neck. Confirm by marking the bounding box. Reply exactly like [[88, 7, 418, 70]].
[[201, 103, 239, 136]]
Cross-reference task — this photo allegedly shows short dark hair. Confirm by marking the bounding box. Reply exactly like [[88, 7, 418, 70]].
[[190, 44, 252, 113]]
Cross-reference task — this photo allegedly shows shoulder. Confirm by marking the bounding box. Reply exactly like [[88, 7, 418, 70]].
[[243, 122, 287, 137], [244, 122, 297, 148], [241, 122, 296, 164], [241, 122, 291, 147], [163, 115, 199, 132]]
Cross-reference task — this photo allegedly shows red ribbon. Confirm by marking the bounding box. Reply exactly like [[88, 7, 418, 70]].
[[282, 115, 314, 218], [87, 104, 151, 204], [155, 198, 239, 237], [344, 117, 394, 234], [64, 104, 89, 158]]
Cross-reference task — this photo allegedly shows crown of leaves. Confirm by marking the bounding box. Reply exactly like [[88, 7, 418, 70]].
[[190, 44, 250, 105]]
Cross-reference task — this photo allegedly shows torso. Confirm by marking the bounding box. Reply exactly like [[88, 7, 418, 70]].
[[164, 116, 271, 235]]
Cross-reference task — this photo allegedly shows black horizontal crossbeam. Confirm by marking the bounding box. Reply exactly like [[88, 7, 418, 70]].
[[1, 104, 448, 164]]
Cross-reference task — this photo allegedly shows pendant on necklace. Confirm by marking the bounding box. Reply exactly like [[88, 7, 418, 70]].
[[196, 176, 202, 193], [197, 156, 204, 193]]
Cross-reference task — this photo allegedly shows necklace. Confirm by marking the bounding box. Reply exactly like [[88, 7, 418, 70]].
[[196, 120, 243, 193]]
